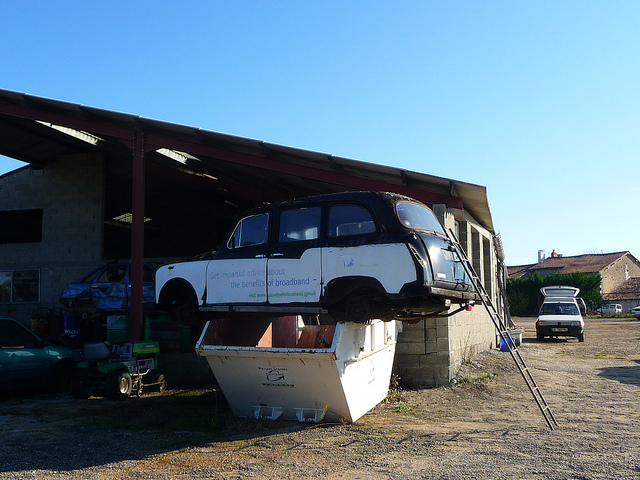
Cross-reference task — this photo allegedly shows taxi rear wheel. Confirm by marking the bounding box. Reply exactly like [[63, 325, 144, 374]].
[[345, 295, 372, 323]]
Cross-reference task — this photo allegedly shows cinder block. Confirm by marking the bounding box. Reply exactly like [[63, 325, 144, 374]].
[[396, 329, 424, 344], [419, 352, 449, 367], [395, 342, 426, 355], [392, 354, 421, 370], [392, 365, 440, 388], [436, 325, 448, 339], [425, 327, 437, 341], [422, 317, 437, 329], [436, 337, 450, 352], [436, 316, 449, 327]]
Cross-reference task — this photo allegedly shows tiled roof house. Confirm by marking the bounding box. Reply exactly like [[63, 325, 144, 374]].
[[604, 277, 640, 305]]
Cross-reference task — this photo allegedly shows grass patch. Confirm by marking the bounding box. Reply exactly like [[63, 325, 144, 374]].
[[477, 373, 497, 382], [458, 373, 497, 384], [593, 351, 626, 360], [395, 403, 418, 414]]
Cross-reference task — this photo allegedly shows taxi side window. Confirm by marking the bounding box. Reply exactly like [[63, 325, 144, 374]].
[[279, 207, 321, 242], [228, 213, 269, 249], [329, 205, 376, 237]]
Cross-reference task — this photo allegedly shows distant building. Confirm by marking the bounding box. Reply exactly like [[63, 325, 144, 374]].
[[507, 251, 640, 311], [603, 277, 640, 310]]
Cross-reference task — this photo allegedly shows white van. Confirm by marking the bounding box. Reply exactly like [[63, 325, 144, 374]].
[[536, 286, 584, 342], [600, 304, 622, 314]]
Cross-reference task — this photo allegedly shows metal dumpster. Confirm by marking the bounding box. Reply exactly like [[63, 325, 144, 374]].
[[195, 316, 398, 423]]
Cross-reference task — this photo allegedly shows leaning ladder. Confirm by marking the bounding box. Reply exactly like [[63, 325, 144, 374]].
[[447, 229, 558, 430]]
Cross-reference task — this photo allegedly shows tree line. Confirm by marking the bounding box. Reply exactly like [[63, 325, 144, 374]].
[[506, 272, 602, 316]]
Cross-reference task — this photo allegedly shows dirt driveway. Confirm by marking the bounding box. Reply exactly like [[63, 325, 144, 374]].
[[1, 316, 639, 479]]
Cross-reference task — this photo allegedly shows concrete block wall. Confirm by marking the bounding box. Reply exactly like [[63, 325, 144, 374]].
[[0, 155, 104, 322], [393, 307, 496, 388]]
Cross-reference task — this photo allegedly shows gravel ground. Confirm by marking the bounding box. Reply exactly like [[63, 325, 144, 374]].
[[1, 316, 639, 479]]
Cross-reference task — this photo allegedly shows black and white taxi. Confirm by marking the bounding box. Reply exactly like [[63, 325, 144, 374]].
[[156, 191, 476, 323]]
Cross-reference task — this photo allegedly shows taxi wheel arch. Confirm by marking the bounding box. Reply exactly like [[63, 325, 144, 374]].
[[325, 277, 387, 322], [158, 279, 199, 325]]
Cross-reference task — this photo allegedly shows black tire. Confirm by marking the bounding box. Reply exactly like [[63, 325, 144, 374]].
[[578, 333, 585, 342], [536, 333, 544, 342], [344, 295, 372, 323], [158, 282, 200, 327], [155, 373, 167, 392], [145, 370, 168, 392], [105, 370, 132, 400], [70, 370, 92, 399]]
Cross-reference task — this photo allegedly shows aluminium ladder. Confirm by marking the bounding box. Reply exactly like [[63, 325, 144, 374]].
[[447, 229, 558, 431]]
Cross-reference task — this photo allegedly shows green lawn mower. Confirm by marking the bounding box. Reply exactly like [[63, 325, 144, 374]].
[[71, 340, 167, 400]]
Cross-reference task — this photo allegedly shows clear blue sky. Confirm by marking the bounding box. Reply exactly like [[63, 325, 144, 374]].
[[1, 1, 638, 265]]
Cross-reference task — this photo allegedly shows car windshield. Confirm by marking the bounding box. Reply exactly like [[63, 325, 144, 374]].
[[395, 202, 444, 234], [540, 303, 579, 316]]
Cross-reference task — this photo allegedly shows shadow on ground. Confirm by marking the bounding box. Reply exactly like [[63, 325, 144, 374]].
[[597, 359, 640, 387], [0, 388, 306, 473]]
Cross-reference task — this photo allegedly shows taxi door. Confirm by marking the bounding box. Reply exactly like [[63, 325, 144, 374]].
[[267, 206, 322, 304]]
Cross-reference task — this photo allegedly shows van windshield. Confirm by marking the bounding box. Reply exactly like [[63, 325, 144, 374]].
[[540, 303, 579, 316], [396, 202, 444, 233]]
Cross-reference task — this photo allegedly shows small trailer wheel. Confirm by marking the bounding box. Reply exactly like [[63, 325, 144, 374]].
[[146, 370, 167, 392]]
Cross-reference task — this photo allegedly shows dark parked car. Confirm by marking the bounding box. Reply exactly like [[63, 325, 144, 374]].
[[60, 262, 157, 311], [0, 316, 83, 392], [156, 191, 477, 323]]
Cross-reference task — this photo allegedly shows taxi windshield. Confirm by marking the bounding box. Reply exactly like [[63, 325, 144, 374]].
[[396, 202, 444, 233]]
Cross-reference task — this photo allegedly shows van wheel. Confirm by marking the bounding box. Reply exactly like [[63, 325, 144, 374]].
[[536, 334, 544, 342], [578, 333, 584, 342]]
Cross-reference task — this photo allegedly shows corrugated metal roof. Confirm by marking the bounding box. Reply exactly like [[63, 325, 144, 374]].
[[0, 88, 494, 232]]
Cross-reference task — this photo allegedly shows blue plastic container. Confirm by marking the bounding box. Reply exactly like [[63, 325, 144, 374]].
[[499, 336, 513, 352]]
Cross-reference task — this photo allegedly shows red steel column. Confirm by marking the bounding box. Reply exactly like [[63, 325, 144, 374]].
[[130, 130, 145, 341]]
